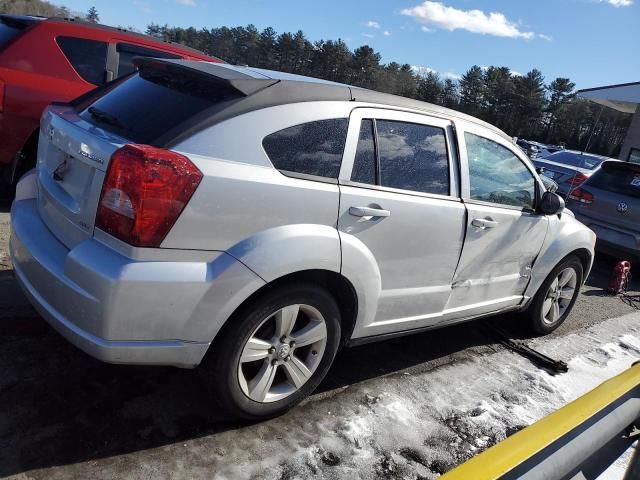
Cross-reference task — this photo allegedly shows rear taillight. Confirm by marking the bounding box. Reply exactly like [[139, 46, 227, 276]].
[[564, 172, 588, 186], [0, 78, 5, 113], [96, 144, 203, 247], [567, 187, 594, 205]]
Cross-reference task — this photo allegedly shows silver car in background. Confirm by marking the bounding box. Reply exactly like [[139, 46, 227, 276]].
[[533, 150, 611, 198], [10, 59, 595, 419], [567, 160, 640, 258]]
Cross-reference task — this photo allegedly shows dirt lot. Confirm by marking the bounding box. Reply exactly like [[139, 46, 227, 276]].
[[1, 205, 639, 479]]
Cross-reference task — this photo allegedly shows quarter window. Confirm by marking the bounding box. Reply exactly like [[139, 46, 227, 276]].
[[263, 119, 348, 179], [465, 132, 536, 209], [57, 36, 108, 85], [377, 120, 449, 195]]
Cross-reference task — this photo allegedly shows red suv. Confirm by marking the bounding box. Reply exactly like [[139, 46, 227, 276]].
[[0, 15, 221, 194]]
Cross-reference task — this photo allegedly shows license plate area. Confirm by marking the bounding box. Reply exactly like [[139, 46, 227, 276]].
[[45, 153, 97, 214]]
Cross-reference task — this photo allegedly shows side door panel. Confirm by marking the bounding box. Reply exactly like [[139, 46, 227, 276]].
[[338, 108, 466, 338], [445, 121, 549, 318], [445, 203, 547, 313]]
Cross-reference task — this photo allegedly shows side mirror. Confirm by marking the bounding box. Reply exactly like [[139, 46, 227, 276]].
[[539, 191, 565, 215]]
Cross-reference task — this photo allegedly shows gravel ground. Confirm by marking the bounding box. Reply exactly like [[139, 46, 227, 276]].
[[0, 205, 639, 479]]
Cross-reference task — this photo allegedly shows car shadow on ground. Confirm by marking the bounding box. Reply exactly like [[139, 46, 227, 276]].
[[0, 254, 637, 476]]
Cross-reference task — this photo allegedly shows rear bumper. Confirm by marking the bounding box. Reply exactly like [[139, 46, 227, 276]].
[[10, 198, 264, 367]]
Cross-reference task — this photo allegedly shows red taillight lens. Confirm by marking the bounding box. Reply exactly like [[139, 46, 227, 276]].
[[0, 78, 5, 113], [568, 187, 594, 204], [96, 144, 203, 247], [564, 172, 588, 186]]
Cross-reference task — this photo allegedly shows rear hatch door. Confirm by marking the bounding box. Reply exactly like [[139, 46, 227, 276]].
[[37, 106, 125, 249], [35, 59, 273, 249]]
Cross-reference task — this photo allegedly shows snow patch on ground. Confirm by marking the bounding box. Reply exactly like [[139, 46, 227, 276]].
[[205, 313, 640, 479]]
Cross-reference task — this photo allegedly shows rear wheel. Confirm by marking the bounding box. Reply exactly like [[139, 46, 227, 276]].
[[527, 255, 583, 335], [200, 283, 341, 419]]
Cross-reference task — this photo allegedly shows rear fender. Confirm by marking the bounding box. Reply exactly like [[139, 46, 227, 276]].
[[226, 224, 341, 282]]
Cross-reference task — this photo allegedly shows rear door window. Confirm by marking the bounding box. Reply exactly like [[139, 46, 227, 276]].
[[79, 65, 243, 144], [377, 120, 449, 195], [116, 43, 181, 78], [350, 118, 450, 196], [57, 36, 108, 85], [351, 119, 377, 185], [263, 119, 348, 179]]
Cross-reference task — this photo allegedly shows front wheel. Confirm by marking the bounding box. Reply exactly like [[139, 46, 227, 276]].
[[200, 283, 341, 420], [526, 255, 583, 335]]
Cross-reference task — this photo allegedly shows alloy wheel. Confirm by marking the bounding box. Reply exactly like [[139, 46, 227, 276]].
[[237, 304, 328, 403], [542, 267, 577, 325]]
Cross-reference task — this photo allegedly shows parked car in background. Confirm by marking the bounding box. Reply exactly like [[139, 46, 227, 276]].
[[516, 139, 563, 160], [10, 59, 595, 419], [0, 14, 221, 196], [530, 141, 563, 159], [533, 150, 611, 197], [567, 161, 640, 259]]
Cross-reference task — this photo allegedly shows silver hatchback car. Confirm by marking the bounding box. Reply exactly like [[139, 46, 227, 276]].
[[10, 59, 595, 418]]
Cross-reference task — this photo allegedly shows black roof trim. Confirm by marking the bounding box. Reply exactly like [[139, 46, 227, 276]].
[[578, 81, 640, 94], [106, 58, 511, 147], [42, 16, 221, 61], [348, 87, 510, 140]]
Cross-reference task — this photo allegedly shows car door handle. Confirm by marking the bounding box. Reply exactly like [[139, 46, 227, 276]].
[[349, 206, 391, 218], [471, 218, 498, 229]]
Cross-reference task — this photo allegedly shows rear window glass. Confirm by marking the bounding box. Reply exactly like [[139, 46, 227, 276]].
[[79, 67, 243, 144], [57, 36, 108, 85], [588, 164, 640, 198], [263, 119, 348, 179], [0, 21, 24, 50], [545, 151, 603, 170]]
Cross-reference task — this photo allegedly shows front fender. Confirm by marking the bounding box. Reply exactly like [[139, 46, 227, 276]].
[[524, 213, 596, 302]]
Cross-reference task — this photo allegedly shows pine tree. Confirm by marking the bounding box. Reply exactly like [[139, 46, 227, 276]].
[[87, 6, 99, 23], [416, 71, 443, 104], [458, 66, 485, 116]]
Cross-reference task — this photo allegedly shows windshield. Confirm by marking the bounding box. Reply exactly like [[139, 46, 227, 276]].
[[543, 151, 603, 170]]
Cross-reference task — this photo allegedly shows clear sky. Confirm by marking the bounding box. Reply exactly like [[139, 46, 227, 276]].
[[61, 0, 639, 89]]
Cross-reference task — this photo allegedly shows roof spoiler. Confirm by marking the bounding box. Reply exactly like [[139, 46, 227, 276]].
[[133, 58, 278, 96]]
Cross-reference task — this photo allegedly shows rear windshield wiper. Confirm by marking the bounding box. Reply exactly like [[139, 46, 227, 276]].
[[88, 106, 127, 130]]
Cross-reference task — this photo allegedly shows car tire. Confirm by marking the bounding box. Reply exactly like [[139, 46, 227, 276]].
[[527, 255, 583, 335], [199, 283, 341, 420]]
